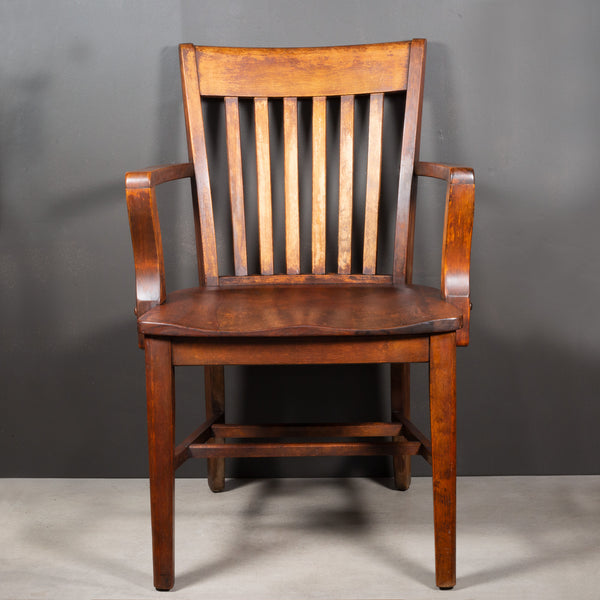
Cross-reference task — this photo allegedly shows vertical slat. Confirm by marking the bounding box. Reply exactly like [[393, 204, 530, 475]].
[[312, 97, 327, 274], [393, 39, 426, 283], [254, 97, 274, 275], [338, 95, 354, 274], [180, 44, 219, 286], [362, 93, 384, 274], [283, 97, 300, 274], [224, 97, 248, 276]]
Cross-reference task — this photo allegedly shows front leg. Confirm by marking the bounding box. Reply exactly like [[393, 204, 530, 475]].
[[145, 337, 175, 591], [429, 332, 457, 589]]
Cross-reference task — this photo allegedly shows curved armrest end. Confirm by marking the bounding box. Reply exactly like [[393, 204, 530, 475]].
[[126, 163, 194, 329], [126, 162, 194, 189], [417, 161, 475, 346], [415, 161, 474, 186]]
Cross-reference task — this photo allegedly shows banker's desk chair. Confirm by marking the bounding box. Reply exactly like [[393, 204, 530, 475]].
[[126, 39, 475, 591]]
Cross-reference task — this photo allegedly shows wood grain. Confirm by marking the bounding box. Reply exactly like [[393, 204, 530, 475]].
[[254, 97, 274, 274], [128, 40, 474, 592], [338, 95, 354, 274], [189, 440, 421, 458], [172, 336, 429, 366], [138, 284, 462, 338], [312, 96, 327, 274], [225, 97, 248, 276], [362, 93, 384, 274], [145, 338, 175, 591], [283, 97, 300, 274], [204, 365, 226, 492], [195, 42, 410, 97], [218, 273, 392, 286], [180, 44, 219, 286], [211, 422, 403, 438], [391, 363, 412, 489], [429, 332, 457, 589], [393, 39, 426, 283], [415, 161, 475, 346]]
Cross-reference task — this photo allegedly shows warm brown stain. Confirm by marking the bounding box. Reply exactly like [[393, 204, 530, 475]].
[[125, 39, 475, 592]]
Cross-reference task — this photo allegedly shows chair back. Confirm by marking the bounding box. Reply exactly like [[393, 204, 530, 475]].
[[180, 40, 426, 286]]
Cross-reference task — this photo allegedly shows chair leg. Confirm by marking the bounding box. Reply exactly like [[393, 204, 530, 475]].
[[391, 363, 411, 490], [145, 338, 175, 591], [204, 365, 225, 492], [429, 332, 457, 590]]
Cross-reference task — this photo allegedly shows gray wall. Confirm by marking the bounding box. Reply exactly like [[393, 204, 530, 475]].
[[2, 0, 599, 477]]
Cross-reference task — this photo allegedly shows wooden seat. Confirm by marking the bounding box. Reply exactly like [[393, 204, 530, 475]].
[[126, 39, 475, 591], [139, 284, 462, 337]]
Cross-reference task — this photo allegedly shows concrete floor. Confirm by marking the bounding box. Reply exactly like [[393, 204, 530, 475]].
[[1, 476, 599, 599]]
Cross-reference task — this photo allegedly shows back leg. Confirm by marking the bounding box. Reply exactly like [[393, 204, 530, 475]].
[[391, 362, 411, 490], [204, 365, 225, 492]]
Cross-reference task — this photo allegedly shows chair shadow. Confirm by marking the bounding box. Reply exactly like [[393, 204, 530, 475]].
[[175, 478, 376, 589], [176, 474, 600, 592]]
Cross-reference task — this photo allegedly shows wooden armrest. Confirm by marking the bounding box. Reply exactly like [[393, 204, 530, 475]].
[[415, 161, 475, 346], [126, 162, 194, 189], [125, 163, 194, 345]]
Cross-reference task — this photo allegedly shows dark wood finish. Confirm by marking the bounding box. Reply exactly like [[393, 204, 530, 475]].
[[219, 273, 392, 286], [126, 40, 474, 591], [254, 97, 275, 275], [429, 332, 457, 589], [126, 162, 194, 189], [363, 93, 384, 274], [391, 363, 412, 490], [311, 96, 327, 274], [174, 419, 432, 465], [397, 414, 433, 465], [211, 422, 403, 438], [204, 365, 225, 492], [180, 44, 219, 286], [393, 39, 426, 284], [338, 95, 354, 274], [283, 97, 301, 274], [193, 42, 411, 97], [171, 336, 430, 366], [173, 413, 221, 471], [225, 97, 248, 276], [126, 163, 194, 323], [138, 285, 462, 337], [145, 338, 175, 591], [415, 161, 475, 346], [189, 440, 421, 458]]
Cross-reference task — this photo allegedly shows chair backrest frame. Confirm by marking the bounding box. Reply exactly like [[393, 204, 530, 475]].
[[179, 40, 426, 287]]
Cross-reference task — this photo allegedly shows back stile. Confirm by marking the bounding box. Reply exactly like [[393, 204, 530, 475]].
[[225, 97, 248, 276], [362, 93, 384, 274], [283, 97, 300, 274], [254, 97, 274, 275], [180, 44, 219, 286], [393, 39, 426, 283], [338, 95, 355, 274], [312, 97, 327, 275]]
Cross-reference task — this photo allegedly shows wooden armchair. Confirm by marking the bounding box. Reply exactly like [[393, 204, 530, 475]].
[[126, 40, 474, 591]]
